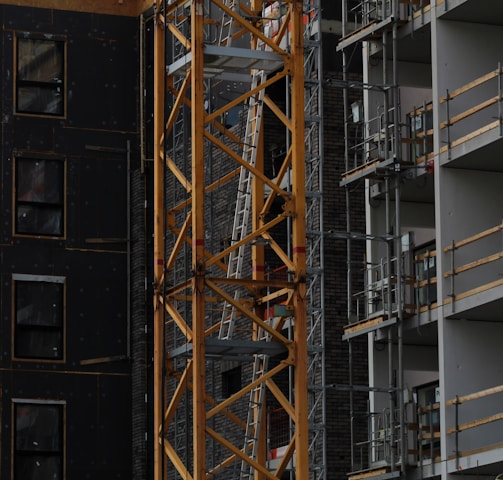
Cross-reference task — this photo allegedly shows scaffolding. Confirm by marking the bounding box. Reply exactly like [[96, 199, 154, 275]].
[[152, 1, 325, 480], [337, 0, 416, 477], [338, 2, 503, 479]]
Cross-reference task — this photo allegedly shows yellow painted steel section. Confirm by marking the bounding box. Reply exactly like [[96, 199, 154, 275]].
[[0, 0, 153, 16], [154, 0, 309, 478], [190, 2, 207, 480], [289, 3, 309, 478], [153, 2, 165, 480]]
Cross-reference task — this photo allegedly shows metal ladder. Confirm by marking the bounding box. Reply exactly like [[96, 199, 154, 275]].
[[240, 313, 278, 480], [219, 0, 238, 46], [217, 4, 285, 478], [218, 65, 266, 340]]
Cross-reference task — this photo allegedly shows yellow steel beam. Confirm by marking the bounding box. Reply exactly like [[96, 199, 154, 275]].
[[163, 440, 194, 480], [0, 0, 153, 16], [290, 2, 309, 479], [153, 2, 165, 480], [204, 131, 289, 198], [205, 362, 290, 421], [191, 2, 207, 480], [164, 360, 193, 425], [205, 213, 287, 268], [206, 426, 279, 480], [205, 279, 293, 345], [156, 1, 309, 478]]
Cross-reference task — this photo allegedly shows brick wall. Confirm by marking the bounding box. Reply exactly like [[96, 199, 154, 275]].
[[323, 71, 369, 479]]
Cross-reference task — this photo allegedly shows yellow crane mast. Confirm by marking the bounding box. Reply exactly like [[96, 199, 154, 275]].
[[152, 1, 309, 479]]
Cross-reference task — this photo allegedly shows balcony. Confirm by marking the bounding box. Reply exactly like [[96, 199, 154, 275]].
[[344, 255, 418, 339], [438, 65, 503, 172], [350, 383, 503, 479], [338, 0, 431, 52], [445, 384, 503, 475], [443, 221, 503, 320], [341, 101, 408, 186], [350, 406, 404, 478], [439, 0, 503, 26]]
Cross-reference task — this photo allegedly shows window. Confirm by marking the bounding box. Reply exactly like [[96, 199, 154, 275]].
[[14, 400, 65, 480], [15, 157, 65, 237], [222, 366, 241, 398], [13, 274, 65, 361], [16, 36, 65, 116]]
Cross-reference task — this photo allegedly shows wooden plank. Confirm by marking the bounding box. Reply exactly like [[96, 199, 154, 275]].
[[413, 3, 432, 18], [439, 69, 499, 103], [446, 384, 503, 406], [444, 222, 503, 252], [416, 276, 437, 288], [349, 468, 388, 480], [440, 120, 500, 154], [450, 120, 501, 148], [408, 422, 439, 432], [447, 412, 503, 435], [80, 355, 127, 365], [415, 250, 437, 261], [342, 158, 385, 181], [414, 129, 434, 139], [418, 402, 440, 414], [447, 441, 503, 460], [344, 316, 384, 335], [440, 95, 500, 129], [444, 277, 503, 304], [402, 137, 421, 145], [0, 0, 146, 16], [444, 251, 503, 278], [419, 302, 438, 313], [409, 102, 433, 116]]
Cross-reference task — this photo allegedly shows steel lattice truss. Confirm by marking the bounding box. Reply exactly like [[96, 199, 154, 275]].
[[152, 1, 324, 479]]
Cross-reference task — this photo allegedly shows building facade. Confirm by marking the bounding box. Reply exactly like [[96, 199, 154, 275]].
[[0, 5, 139, 479], [0, 1, 368, 480], [338, 1, 503, 479]]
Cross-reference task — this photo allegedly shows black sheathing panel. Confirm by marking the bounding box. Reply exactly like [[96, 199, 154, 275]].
[[0, 5, 138, 480], [66, 153, 127, 248], [0, 370, 131, 479]]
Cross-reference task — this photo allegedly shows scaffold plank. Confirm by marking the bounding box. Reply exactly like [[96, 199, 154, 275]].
[[340, 158, 395, 186]]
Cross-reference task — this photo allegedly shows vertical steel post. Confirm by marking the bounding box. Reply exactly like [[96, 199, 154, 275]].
[[446, 89, 451, 160], [290, 2, 309, 479], [191, 2, 207, 479], [498, 62, 502, 137], [153, 2, 166, 479]]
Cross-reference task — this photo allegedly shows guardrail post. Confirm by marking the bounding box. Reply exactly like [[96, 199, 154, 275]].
[[428, 402, 434, 462], [450, 240, 455, 312], [446, 89, 451, 160], [498, 62, 502, 137], [422, 101, 427, 163], [455, 395, 460, 471]]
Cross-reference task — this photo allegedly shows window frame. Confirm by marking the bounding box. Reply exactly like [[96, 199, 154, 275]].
[[222, 365, 242, 398], [12, 399, 66, 480], [13, 154, 66, 239], [14, 33, 67, 118], [12, 273, 66, 363]]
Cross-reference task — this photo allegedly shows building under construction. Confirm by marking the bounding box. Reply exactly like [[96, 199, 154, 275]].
[[338, 1, 503, 480], [0, 1, 359, 479], [1, 1, 502, 480]]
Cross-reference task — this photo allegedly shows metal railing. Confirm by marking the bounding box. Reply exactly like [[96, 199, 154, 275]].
[[346, 0, 430, 32], [440, 64, 503, 157], [408, 102, 434, 165], [352, 407, 405, 471], [447, 385, 503, 468], [352, 256, 400, 322], [444, 221, 503, 303]]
